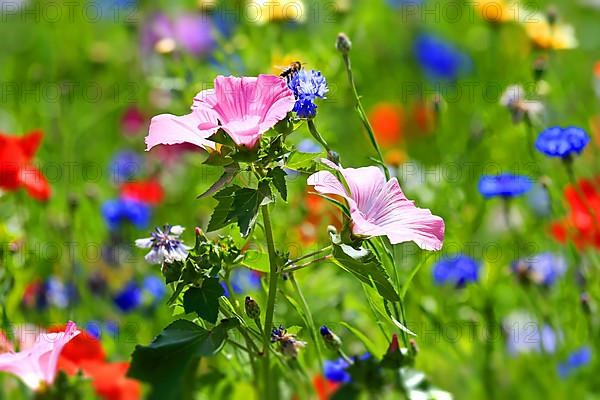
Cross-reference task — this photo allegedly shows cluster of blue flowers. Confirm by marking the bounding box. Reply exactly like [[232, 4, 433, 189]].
[[113, 276, 166, 313], [287, 69, 329, 119], [102, 198, 151, 230], [323, 353, 371, 383], [535, 126, 590, 159], [432, 254, 480, 288], [478, 173, 533, 199]]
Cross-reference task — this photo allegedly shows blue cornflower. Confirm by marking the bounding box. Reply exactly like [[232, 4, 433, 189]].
[[478, 174, 533, 198], [324, 353, 371, 383], [414, 34, 470, 81], [135, 225, 189, 264], [113, 281, 142, 312], [535, 126, 590, 159], [558, 347, 592, 377], [512, 252, 567, 286], [108, 150, 142, 183], [288, 69, 328, 119], [102, 198, 151, 230], [230, 268, 261, 294], [85, 321, 103, 339], [432, 254, 480, 288], [143, 275, 167, 303]]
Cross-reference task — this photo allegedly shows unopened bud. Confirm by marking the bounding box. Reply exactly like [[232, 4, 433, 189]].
[[245, 296, 261, 319], [533, 56, 547, 81], [546, 6, 558, 26], [327, 150, 340, 165], [409, 338, 419, 355], [327, 225, 338, 235], [581, 292, 592, 315], [336, 33, 352, 55], [320, 325, 342, 351]]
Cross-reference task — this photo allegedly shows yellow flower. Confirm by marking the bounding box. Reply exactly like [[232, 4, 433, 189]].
[[524, 20, 577, 50], [474, 0, 518, 24], [249, 0, 306, 25]]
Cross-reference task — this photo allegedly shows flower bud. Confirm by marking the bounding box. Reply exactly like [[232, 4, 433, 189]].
[[320, 325, 342, 351], [336, 33, 352, 55], [245, 296, 261, 319], [546, 6, 558, 26], [327, 150, 340, 165]]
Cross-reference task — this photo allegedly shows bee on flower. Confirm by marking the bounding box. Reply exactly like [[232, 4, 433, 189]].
[[271, 326, 306, 358], [135, 225, 189, 264]]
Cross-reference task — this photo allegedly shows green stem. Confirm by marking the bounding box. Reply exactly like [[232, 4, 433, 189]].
[[289, 273, 324, 371], [284, 245, 332, 267], [341, 53, 389, 179], [261, 205, 279, 397], [281, 255, 332, 274], [307, 119, 332, 153]]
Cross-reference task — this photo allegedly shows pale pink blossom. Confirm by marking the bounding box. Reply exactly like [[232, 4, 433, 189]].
[[146, 74, 295, 150], [307, 161, 444, 250], [0, 321, 80, 391]]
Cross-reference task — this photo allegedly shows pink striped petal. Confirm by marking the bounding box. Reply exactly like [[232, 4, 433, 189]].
[[145, 108, 219, 151]]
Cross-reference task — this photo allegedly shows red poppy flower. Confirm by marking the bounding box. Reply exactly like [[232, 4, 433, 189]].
[[120, 178, 164, 205], [0, 130, 51, 201], [369, 103, 403, 147], [312, 374, 340, 400], [551, 178, 600, 249], [48, 325, 140, 400]]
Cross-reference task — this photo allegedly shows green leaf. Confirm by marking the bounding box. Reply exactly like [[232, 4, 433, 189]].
[[207, 186, 239, 232], [197, 164, 240, 199], [226, 188, 261, 237], [241, 250, 270, 273], [127, 319, 235, 400], [268, 167, 288, 201], [183, 278, 224, 323], [285, 151, 319, 171], [330, 233, 400, 302], [384, 301, 417, 337], [207, 129, 237, 147]]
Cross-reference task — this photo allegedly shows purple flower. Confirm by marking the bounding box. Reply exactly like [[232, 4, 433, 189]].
[[141, 13, 215, 56], [512, 252, 567, 286]]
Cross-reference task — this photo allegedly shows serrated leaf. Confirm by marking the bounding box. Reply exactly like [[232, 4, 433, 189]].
[[268, 167, 288, 201], [127, 319, 234, 400], [285, 151, 319, 171], [197, 164, 239, 199], [183, 278, 224, 323], [226, 188, 261, 237], [330, 233, 400, 302], [207, 186, 239, 232]]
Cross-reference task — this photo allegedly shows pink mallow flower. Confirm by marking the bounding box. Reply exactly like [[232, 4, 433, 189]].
[[307, 160, 444, 250], [0, 321, 80, 391], [146, 74, 295, 150]]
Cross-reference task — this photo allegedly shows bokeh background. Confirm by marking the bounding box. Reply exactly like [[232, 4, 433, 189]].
[[1, 0, 600, 398]]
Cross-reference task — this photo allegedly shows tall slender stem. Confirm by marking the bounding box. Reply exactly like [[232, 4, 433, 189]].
[[307, 119, 332, 153], [341, 53, 389, 179], [289, 273, 324, 370], [261, 204, 279, 397]]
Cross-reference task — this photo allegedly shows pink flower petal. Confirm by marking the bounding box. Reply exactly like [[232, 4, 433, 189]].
[[0, 321, 80, 391], [308, 164, 445, 250], [145, 108, 218, 151]]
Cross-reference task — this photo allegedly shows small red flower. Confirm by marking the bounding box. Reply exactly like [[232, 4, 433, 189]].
[[120, 106, 146, 135], [369, 103, 403, 147], [0, 130, 51, 201], [120, 178, 164, 205], [312, 374, 340, 400], [551, 178, 600, 249]]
